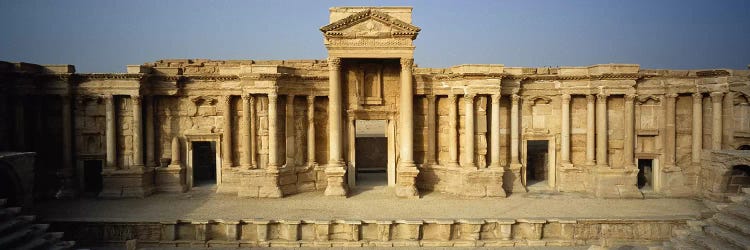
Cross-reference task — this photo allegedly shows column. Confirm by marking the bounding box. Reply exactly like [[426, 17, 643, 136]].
[[221, 95, 233, 168], [463, 94, 476, 168], [710, 92, 723, 150], [624, 94, 636, 168], [585, 95, 596, 165], [307, 96, 316, 166], [692, 93, 703, 165], [105, 95, 116, 169], [145, 96, 156, 167], [595, 93, 608, 167], [425, 95, 437, 166], [250, 96, 257, 167], [327, 58, 343, 166], [57, 94, 76, 198], [285, 95, 295, 167], [664, 93, 677, 168], [510, 94, 520, 166], [240, 94, 252, 168], [132, 95, 144, 168], [560, 94, 571, 165], [399, 58, 415, 168], [324, 57, 347, 197], [448, 94, 459, 166], [723, 92, 735, 149], [489, 94, 501, 168], [267, 93, 279, 168]]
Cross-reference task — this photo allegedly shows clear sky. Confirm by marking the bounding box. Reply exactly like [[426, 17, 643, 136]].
[[1, 0, 749, 73]]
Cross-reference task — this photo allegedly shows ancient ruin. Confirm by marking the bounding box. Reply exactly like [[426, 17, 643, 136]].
[[0, 6, 749, 203]]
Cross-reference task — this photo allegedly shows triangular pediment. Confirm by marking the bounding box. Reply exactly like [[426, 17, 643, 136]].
[[320, 9, 420, 39]]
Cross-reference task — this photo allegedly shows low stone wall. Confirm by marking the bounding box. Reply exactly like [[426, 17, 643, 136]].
[[49, 218, 686, 247], [417, 165, 506, 197]]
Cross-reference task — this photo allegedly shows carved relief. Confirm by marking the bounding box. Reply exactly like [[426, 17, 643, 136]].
[[187, 96, 219, 133]]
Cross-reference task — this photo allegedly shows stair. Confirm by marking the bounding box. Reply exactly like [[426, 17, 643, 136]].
[[665, 189, 750, 250], [0, 199, 74, 250]]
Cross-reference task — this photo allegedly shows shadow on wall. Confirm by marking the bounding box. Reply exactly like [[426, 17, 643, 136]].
[[0, 152, 36, 208]]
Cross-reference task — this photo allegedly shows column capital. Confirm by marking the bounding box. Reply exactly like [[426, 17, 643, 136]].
[[491, 94, 501, 102], [665, 93, 679, 99], [328, 57, 341, 70], [561, 93, 571, 103], [400, 58, 414, 68], [596, 93, 609, 103], [511, 94, 521, 103], [221, 95, 232, 105], [131, 95, 142, 104], [692, 92, 703, 100], [586, 94, 595, 103], [710, 91, 724, 102], [426, 94, 436, 102], [465, 93, 476, 100], [307, 95, 315, 103], [268, 92, 278, 100], [624, 94, 637, 102], [241, 94, 252, 101], [286, 94, 295, 103], [447, 94, 457, 102]]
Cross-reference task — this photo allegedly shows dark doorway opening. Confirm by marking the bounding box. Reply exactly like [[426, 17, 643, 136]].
[[526, 140, 548, 186], [0, 164, 20, 207], [637, 159, 654, 190], [738, 145, 750, 150], [727, 165, 750, 193], [192, 141, 216, 186], [83, 160, 103, 194], [355, 120, 387, 187]]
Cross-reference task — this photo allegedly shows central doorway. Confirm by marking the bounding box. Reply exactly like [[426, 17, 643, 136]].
[[192, 141, 217, 187], [525, 140, 550, 189], [354, 120, 388, 188]]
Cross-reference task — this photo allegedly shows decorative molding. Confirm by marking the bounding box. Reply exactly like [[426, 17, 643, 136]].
[[636, 95, 661, 105], [527, 95, 552, 105], [320, 9, 421, 34]]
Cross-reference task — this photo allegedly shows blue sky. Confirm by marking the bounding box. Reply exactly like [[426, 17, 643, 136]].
[[1, 0, 749, 73]]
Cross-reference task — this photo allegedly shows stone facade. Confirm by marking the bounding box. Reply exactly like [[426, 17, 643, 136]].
[[0, 6, 749, 199]]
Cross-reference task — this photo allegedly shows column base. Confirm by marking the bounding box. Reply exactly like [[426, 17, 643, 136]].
[[396, 163, 420, 198], [155, 166, 187, 193], [100, 168, 155, 198], [323, 163, 348, 197], [592, 167, 643, 199], [259, 168, 283, 198], [503, 163, 527, 194]]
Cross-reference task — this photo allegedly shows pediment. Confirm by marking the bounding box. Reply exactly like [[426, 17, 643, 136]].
[[320, 9, 420, 39]]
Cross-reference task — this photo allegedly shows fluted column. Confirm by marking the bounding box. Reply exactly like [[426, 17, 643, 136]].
[[624, 94, 636, 168], [250, 96, 257, 167], [145, 96, 156, 168], [221, 95, 233, 168], [664, 93, 677, 168], [489, 94, 501, 168], [710, 92, 723, 150], [560, 94, 571, 165], [585, 95, 596, 165], [692, 93, 703, 165], [327, 57, 344, 166], [425, 95, 437, 166], [324, 57, 347, 196], [399, 58, 415, 168], [105, 95, 116, 170], [285, 95, 295, 167], [132, 95, 144, 168], [595, 93, 608, 167], [267, 93, 279, 168], [463, 94, 476, 168], [56, 94, 76, 198], [510, 94, 521, 165], [448, 94, 459, 166], [307, 96, 316, 166], [241, 94, 252, 168]]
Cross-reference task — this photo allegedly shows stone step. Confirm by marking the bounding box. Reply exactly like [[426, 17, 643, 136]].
[[705, 225, 750, 249], [742, 188, 750, 195], [725, 205, 750, 222], [730, 195, 748, 204], [0, 224, 49, 249], [689, 232, 741, 250], [0, 207, 22, 219], [0, 216, 34, 235], [14, 236, 51, 250], [48, 241, 76, 250], [714, 213, 750, 236], [687, 220, 708, 231], [670, 236, 706, 250]]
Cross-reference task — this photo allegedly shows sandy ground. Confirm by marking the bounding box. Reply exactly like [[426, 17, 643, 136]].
[[35, 173, 704, 223]]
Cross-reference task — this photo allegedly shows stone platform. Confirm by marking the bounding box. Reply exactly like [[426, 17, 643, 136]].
[[33, 183, 705, 248]]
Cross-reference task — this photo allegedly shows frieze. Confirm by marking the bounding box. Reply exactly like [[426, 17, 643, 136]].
[[327, 37, 413, 47]]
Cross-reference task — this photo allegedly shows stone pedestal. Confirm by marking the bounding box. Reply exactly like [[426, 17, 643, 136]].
[[155, 167, 187, 193], [323, 166, 347, 196], [395, 167, 419, 198], [100, 168, 155, 198], [592, 167, 642, 199], [503, 164, 527, 194]]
